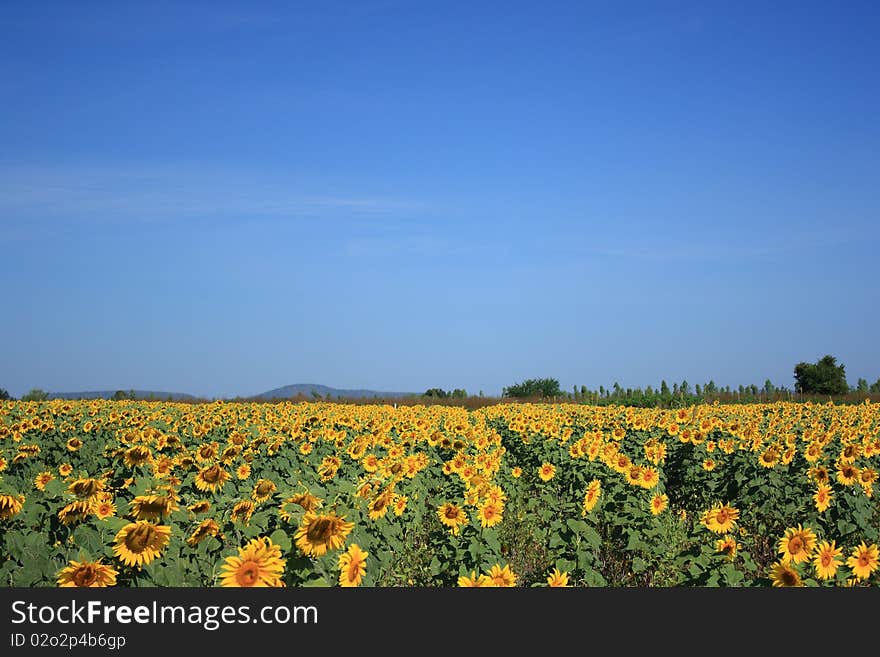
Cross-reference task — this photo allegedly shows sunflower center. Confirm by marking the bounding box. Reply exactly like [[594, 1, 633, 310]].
[[445, 507, 459, 520], [858, 555, 869, 567], [306, 518, 335, 542], [73, 480, 99, 497], [716, 509, 730, 524], [788, 537, 803, 554], [124, 524, 155, 552], [140, 500, 167, 515], [73, 565, 98, 587], [256, 482, 274, 496], [781, 570, 798, 585], [347, 559, 361, 582], [235, 561, 261, 587], [202, 466, 220, 483], [821, 553, 832, 567]]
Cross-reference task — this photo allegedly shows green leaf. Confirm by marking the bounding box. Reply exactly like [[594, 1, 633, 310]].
[[302, 576, 330, 587], [269, 528, 292, 552], [632, 556, 648, 573]]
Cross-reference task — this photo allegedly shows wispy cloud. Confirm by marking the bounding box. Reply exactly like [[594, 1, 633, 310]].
[[0, 164, 424, 233]]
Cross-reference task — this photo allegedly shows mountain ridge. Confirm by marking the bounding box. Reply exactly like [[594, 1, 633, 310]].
[[45, 384, 418, 401]]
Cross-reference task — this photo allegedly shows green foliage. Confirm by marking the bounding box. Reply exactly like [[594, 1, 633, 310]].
[[503, 378, 561, 398], [21, 388, 49, 402], [794, 355, 849, 395]]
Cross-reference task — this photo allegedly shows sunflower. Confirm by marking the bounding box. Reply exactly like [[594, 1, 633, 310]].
[[338, 544, 368, 587], [279, 492, 323, 522], [56, 559, 118, 587], [836, 463, 860, 486], [195, 442, 218, 463], [487, 564, 517, 587], [808, 465, 830, 485], [123, 445, 152, 468], [112, 521, 171, 567], [477, 500, 503, 528], [219, 537, 286, 587], [294, 511, 354, 557], [626, 465, 643, 486], [93, 496, 117, 520], [612, 453, 632, 473], [128, 495, 178, 521], [188, 500, 211, 514], [252, 479, 277, 503], [392, 495, 408, 516], [66, 437, 83, 452], [231, 499, 256, 524], [813, 484, 833, 513], [804, 442, 823, 463], [458, 571, 492, 587], [702, 504, 739, 534], [582, 479, 601, 515], [236, 464, 252, 480], [846, 542, 879, 581], [649, 493, 668, 515], [34, 471, 55, 491], [813, 540, 843, 580], [511, 467, 522, 479], [0, 494, 25, 520], [58, 500, 93, 525], [58, 463, 73, 477], [194, 464, 229, 493], [716, 536, 739, 560], [702, 458, 716, 472], [367, 490, 393, 520], [770, 560, 803, 587], [639, 467, 660, 489], [187, 519, 221, 546], [67, 478, 105, 500], [437, 502, 468, 535], [778, 525, 817, 564], [546, 568, 570, 587], [758, 447, 779, 468], [538, 463, 556, 482]]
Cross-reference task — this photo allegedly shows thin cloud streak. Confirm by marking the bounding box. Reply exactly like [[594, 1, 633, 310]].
[[0, 164, 425, 230]]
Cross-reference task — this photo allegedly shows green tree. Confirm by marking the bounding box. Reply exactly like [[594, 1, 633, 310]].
[[0, 388, 10, 400], [870, 379, 880, 394], [423, 388, 448, 399], [22, 388, 49, 401], [502, 378, 561, 398], [451, 389, 467, 399], [856, 378, 868, 393], [793, 355, 849, 395], [660, 380, 670, 395]]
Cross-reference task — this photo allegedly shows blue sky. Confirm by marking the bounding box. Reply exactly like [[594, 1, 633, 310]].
[[1, 0, 878, 399]]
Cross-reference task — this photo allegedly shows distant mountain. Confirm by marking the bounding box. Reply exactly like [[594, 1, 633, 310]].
[[253, 383, 417, 400], [48, 390, 198, 401]]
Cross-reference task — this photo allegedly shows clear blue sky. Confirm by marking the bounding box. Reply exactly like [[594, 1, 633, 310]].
[[2, 0, 878, 399]]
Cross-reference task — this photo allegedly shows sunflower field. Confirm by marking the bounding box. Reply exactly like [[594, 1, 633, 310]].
[[0, 399, 878, 587]]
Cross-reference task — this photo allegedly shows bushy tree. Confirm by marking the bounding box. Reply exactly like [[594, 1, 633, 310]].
[[423, 388, 448, 399], [0, 388, 10, 400], [793, 355, 849, 395], [21, 388, 49, 401], [502, 378, 561, 398]]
